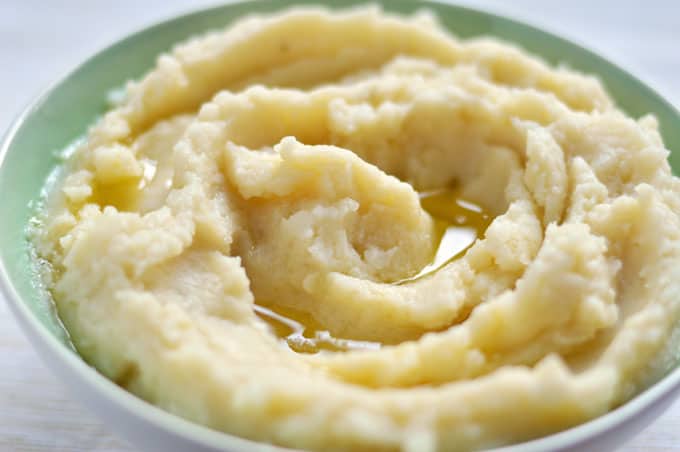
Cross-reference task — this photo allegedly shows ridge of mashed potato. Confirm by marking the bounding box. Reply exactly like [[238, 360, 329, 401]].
[[32, 6, 680, 452]]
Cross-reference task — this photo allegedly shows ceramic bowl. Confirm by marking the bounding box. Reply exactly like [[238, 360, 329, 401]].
[[2, 1, 680, 451]]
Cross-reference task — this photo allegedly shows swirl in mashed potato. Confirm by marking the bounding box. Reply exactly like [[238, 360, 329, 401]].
[[33, 6, 680, 451]]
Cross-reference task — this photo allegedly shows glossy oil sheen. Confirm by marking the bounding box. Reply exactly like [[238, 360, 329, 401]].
[[254, 304, 382, 353], [404, 189, 492, 282], [254, 189, 490, 353], [1, 0, 679, 359]]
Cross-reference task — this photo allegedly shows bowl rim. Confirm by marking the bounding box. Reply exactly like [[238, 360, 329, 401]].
[[2, 1, 680, 451]]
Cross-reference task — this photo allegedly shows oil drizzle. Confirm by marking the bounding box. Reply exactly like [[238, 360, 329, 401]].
[[254, 187, 492, 353], [254, 304, 381, 354], [398, 188, 492, 283]]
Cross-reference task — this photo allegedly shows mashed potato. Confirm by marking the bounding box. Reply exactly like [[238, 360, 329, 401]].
[[32, 6, 680, 451]]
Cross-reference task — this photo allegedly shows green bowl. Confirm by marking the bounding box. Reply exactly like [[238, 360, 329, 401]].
[[2, 1, 680, 451]]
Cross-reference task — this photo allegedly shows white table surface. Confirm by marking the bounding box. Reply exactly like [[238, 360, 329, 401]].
[[1, 1, 679, 451]]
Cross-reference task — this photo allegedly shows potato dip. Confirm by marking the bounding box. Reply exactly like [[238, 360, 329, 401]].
[[32, 6, 680, 451]]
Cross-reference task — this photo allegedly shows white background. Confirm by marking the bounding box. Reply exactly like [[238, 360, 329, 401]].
[[1, 1, 679, 451]]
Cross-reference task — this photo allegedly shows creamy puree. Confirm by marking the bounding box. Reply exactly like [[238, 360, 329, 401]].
[[32, 6, 680, 452]]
